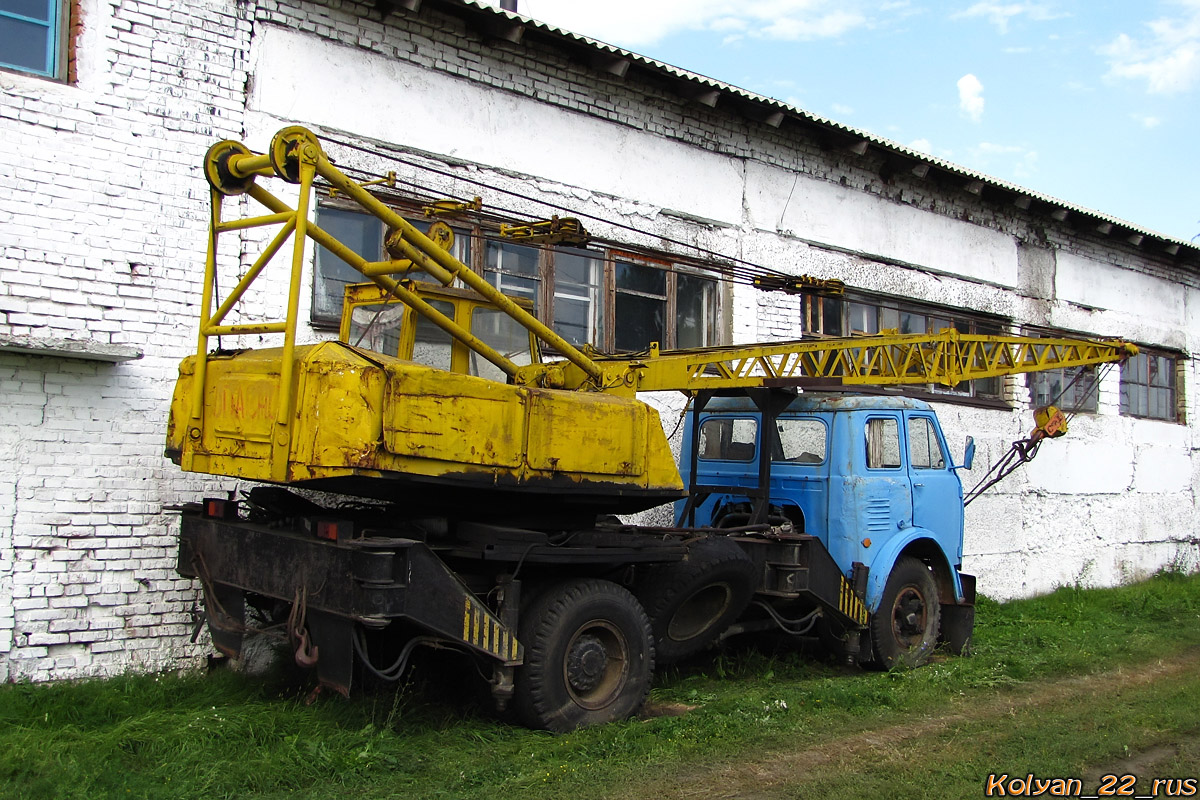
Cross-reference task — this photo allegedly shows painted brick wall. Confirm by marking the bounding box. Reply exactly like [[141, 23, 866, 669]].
[[0, 0, 253, 680]]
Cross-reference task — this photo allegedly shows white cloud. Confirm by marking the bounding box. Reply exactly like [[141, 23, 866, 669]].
[[909, 138, 933, 153], [761, 10, 867, 40], [1100, 2, 1200, 94], [710, 17, 748, 33], [832, 103, 854, 115], [1133, 113, 1163, 128], [969, 142, 1039, 179], [951, 2, 1066, 34], [957, 73, 985, 122], [510, 0, 894, 48]]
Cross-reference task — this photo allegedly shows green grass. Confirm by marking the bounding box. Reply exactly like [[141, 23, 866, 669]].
[[2, 571, 1200, 800]]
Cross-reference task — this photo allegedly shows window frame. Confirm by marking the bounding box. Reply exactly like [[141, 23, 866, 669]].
[[697, 416, 759, 462], [773, 417, 828, 465], [906, 415, 947, 470], [0, 0, 70, 80], [310, 198, 722, 351], [1120, 347, 1180, 423], [865, 416, 903, 471], [804, 291, 1009, 406]]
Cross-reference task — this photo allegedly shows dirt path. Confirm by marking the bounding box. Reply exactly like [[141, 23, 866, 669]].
[[622, 649, 1200, 800]]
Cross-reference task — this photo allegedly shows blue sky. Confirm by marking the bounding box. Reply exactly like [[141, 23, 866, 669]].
[[484, 1, 1200, 243]]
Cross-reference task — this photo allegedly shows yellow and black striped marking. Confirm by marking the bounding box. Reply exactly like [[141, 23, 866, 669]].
[[462, 596, 520, 662], [838, 576, 869, 626]]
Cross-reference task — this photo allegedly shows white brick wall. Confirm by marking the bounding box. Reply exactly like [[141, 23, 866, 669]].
[[0, 0, 1196, 682], [0, 0, 252, 680]]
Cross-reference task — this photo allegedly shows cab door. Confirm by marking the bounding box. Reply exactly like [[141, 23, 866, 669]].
[[905, 412, 963, 556], [837, 413, 913, 573]]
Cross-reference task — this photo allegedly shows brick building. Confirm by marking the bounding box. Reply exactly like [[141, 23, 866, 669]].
[[1, 0, 1198, 680]]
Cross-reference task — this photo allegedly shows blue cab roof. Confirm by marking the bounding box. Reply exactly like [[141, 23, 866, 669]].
[[699, 393, 934, 414]]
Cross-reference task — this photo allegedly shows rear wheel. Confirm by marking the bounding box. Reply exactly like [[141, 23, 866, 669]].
[[513, 579, 654, 732], [636, 536, 757, 664], [868, 556, 941, 669]]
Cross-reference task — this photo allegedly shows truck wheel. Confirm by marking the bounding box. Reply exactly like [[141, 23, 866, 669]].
[[513, 579, 654, 732], [637, 536, 757, 664], [867, 556, 941, 669]]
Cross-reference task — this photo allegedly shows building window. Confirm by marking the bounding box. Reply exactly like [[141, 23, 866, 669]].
[[313, 205, 471, 327], [676, 272, 718, 350], [0, 0, 67, 78], [313, 206, 385, 326], [809, 293, 1005, 402], [484, 239, 540, 311], [1120, 350, 1178, 421], [1029, 367, 1099, 413], [614, 260, 666, 352], [550, 247, 604, 348], [311, 202, 720, 351]]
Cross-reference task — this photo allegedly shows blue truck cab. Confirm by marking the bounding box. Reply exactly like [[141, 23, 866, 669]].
[[676, 392, 977, 666]]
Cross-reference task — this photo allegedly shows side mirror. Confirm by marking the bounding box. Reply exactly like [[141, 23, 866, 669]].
[[959, 436, 975, 471]]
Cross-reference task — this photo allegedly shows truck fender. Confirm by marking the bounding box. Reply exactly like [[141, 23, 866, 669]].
[[863, 528, 964, 613]]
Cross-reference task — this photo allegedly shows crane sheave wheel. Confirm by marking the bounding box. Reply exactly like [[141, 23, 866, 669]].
[[868, 556, 941, 669], [513, 579, 654, 732]]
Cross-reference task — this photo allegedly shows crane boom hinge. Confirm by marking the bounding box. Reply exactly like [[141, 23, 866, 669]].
[[499, 216, 590, 246], [752, 274, 845, 295]]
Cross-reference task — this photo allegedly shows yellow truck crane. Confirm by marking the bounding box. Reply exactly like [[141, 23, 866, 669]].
[[168, 127, 1136, 731]]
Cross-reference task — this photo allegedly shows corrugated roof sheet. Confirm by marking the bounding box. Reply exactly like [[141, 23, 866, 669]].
[[457, 0, 1196, 256]]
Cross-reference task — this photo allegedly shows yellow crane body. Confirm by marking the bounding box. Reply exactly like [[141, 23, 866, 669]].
[[167, 340, 685, 512]]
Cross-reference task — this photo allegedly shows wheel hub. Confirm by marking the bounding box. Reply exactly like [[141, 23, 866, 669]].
[[566, 634, 608, 693], [892, 587, 928, 647]]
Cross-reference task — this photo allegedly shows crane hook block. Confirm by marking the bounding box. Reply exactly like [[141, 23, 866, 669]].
[[1031, 405, 1068, 440]]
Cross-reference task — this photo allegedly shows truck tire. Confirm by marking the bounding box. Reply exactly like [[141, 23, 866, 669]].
[[867, 556, 941, 669], [636, 536, 757, 665], [513, 579, 654, 732]]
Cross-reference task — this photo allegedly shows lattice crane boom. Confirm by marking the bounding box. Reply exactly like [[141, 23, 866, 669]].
[[519, 331, 1137, 395]]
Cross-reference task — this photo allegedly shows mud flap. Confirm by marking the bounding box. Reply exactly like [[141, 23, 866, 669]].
[[940, 572, 976, 656], [304, 609, 355, 696], [204, 582, 245, 659]]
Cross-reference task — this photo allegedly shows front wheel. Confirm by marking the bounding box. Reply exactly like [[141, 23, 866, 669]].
[[867, 556, 941, 669], [513, 579, 654, 732]]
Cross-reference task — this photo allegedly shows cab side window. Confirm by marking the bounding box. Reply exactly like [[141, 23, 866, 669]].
[[907, 416, 946, 469], [698, 418, 758, 461], [866, 417, 901, 469], [775, 418, 827, 463]]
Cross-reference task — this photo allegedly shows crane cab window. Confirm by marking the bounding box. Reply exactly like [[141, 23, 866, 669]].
[[698, 418, 757, 461], [347, 302, 404, 356], [411, 300, 455, 372], [471, 307, 535, 382], [774, 418, 827, 464], [340, 282, 540, 379], [866, 417, 901, 469], [907, 416, 946, 469]]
